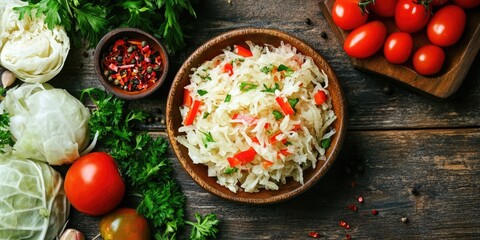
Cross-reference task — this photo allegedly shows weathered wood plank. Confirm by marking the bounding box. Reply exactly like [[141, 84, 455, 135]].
[[67, 128, 480, 239]]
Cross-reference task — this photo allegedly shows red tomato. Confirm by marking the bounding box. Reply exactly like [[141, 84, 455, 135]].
[[371, 0, 398, 17], [395, 0, 431, 33], [383, 32, 413, 64], [343, 21, 387, 59], [64, 152, 125, 216], [100, 208, 150, 240], [332, 0, 369, 30], [412, 45, 445, 75], [427, 5, 466, 47], [453, 0, 480, 8], [431, 0, 449, 7]]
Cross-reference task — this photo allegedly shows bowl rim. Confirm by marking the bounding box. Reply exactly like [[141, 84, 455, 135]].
[[166, 27, 347, 204], [94, 27, 169, 100]]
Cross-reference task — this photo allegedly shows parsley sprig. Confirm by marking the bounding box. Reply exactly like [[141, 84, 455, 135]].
[[81, 88, 219, 239], [15, 0, 197, 51]]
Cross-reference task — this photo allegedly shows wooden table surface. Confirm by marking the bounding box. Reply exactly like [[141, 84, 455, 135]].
[[41, 0, 480, 239]]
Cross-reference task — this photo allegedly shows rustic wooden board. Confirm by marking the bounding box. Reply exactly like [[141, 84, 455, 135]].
[[65, 129, 480, 239], [319, 0, 480, 99]]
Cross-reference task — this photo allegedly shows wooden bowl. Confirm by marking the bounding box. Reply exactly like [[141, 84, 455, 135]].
[[94, 28, 168, 100], [166, 28, 347, 204]]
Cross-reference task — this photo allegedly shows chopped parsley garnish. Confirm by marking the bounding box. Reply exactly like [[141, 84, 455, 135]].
[[202, 112, 210, 119], [260, 64, 274, 74], [239, 82, 258, 92], [223, 167, 238, 174], [278, 64, 294, 77], [200, 131, 215, 148], [198, 90, 208, 96], [321, 138, 331, 149], [224, 94, 231, 102], [261, 83, 280, 93], [272, 110, 283, 120], [287, 98, 299, 110]]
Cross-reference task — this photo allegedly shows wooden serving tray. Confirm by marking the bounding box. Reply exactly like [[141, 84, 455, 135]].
[[319, 0, 480, 98]]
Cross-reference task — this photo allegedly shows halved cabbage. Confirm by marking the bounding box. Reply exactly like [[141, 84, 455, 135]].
[[0, 0, 70, 83], [0, 83, 91, 165], [0, 157, 69, 240]]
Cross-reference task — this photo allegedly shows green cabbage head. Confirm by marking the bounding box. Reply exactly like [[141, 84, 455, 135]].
[[0, 83, 91, 165], [0, 157, 69, 239]]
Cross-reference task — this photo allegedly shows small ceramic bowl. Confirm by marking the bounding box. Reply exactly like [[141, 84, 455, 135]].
[[94, 28, 168, 100], [166, 28, 347, 204]]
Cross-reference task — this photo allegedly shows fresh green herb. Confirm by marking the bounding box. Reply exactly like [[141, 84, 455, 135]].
[[321, 138, 331, 149], [15, 0, 197, 51], [261, 83, 280, 93], [272, 110, 283, 120], [278, 64, 294, 77], [202, 112, 210, 119], [260, 64, 273, 74], [81, 88, 219, 240], [200, 131, 214, 148], [239, 82, 258, 92], [287, 98, 299, 110], [223, 167, 238, 174], [0, 113, 14, 152], [224, 94, 231, 102], [285, 141, 292, 146], [197, 90, 208, 96], [231, 58, 245, 64], [185, 213, 220, 240], [0, 87, 7, 96], [198, 73, 212, 81]]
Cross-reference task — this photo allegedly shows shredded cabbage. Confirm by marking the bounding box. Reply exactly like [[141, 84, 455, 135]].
[[0, 83, 91, 165], [0, 156, 69, 240], [177, 42, 337, 193], [0, 0, 70, 83]]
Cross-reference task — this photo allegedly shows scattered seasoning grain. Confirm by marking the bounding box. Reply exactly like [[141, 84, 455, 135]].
[[320, 31, 328, 39], [305, 18, 312, 25], [154, 116, 160, 122], [351, 181, 357, 188], [308, 231, 320, 238], [371, 209, 378, 215], [347, 204, 358, 212], [401, 217, 409, 223], [339, 220, 351, 229], [82, 51, 89, 57], [358, 196, 364, 203], [160, 119, 165, 125]]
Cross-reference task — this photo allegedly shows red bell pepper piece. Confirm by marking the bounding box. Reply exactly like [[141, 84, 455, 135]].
[[275, 96, 295, 115], [183, 100, 201, 126], [183, 89, 192, 107], [223, 63, 234, 76], [228, 147, 257, 166], [314, 91, 327, 105], [262, 160, 273, 169], [234, 45, 253, 57], [269, 131, 287, 145]]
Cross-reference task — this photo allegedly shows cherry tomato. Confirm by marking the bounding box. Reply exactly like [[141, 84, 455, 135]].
[[384, 32, 413, 64], [395, 0, 431, 33], [453, 0, 480, 8], [371, 0, 398, 17], [412, 45, 445, 75], [100, 208, 151, 240], [64, 152, 125, 216], [343, 21, 387, 59], [427, 5, 466, 47], [332, 0, 369, 30], [431, 0, 449, 7]]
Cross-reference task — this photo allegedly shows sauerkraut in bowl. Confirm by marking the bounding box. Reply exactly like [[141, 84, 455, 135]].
[[176, 41, 337, 193]]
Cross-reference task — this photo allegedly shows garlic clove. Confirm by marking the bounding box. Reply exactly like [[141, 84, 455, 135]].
[[1, 70, 16, 88], [59, 229, 85, 240]]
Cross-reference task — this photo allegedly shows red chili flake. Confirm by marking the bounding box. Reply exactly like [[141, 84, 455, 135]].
[[308, 231, 320, 238], [351, 181, 357, 188], [358, 196, 364, 203], [371, 209, 379, 215], [347, 204, 358, 212], [346, 234, 352, 240], [339, 220, 351, 229]]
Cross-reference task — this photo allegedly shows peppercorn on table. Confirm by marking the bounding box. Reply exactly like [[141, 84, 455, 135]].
[[10, 0, 480, 239]]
